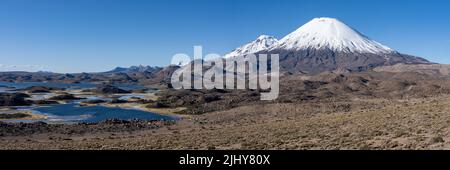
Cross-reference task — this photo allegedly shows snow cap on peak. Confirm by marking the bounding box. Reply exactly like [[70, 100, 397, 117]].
[[273, 17, 395, 54], [224, 35, 278, 58], [312, 17, 341, 23], [257, 35, 274, 39]]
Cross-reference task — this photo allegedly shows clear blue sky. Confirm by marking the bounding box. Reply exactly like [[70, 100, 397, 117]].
[[0, 0, 449, 73]]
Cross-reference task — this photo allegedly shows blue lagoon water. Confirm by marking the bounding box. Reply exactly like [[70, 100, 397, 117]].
[[31, 103, 175, 123], [1, 81, 168, 123]]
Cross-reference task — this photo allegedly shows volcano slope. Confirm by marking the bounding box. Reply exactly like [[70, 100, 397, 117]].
[[2, 70, 450, 149]]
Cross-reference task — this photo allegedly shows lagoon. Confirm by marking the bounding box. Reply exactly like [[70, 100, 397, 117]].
[[28, 103, 175, 123], [1, 81, 171, 124]]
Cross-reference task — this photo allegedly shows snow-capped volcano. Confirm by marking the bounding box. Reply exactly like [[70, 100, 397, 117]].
[[224, 35, 278, 58], [220, 17, 429, 74], [267, 17, 429, 74], [273, 17, 395, 54]]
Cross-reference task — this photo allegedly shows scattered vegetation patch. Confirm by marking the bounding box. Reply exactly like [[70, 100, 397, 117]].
[[0, 113, 30, 119]]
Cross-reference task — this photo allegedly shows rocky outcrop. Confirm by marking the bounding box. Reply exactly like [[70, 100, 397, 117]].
[[33, 100, 59, 105], [94, 85, 131, 94], [0, 93, 32, 106], [20, 86, 65, 93], [109, 98, 127, 104], [48, 93, 85, 100]]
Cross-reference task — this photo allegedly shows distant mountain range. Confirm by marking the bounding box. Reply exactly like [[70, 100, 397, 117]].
[[105, 65, 162, 74], [0, 65, 180, 86]]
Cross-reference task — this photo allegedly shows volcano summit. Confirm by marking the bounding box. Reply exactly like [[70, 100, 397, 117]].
[[225, 17, 430, 74]]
